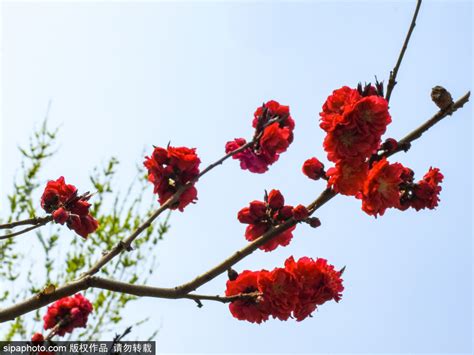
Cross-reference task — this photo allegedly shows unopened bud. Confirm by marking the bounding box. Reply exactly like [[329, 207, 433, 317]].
[[307, 217, 321, 228], [227, 268, 239, 281], [431, 86, 453, 110]]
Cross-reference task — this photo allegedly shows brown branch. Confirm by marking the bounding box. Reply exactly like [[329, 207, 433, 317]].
[[0, 277, 90, 323], [89, 277, 259, 304], [387, 91, 470, 156], [0, 216, 53, 241], [385, 0, 422, 103], [0, 276, 259, 322], [0, 216, 52, 230], [184, 291, 261, 304]]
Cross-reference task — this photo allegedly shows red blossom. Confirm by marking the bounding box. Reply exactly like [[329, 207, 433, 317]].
[[267, 189, 285, 210], [43, 293, 93, 337], [225, 270, 270, 324], [31, 333, 54, 355], [258, 268, 299, 321], [238, 190, 300, 252], [40, 177, 98, 238], [259, 122, 292, 156], [225, 138, 274, 174], [323, 126, 380, 162], [400, 167, 444, 211], [326, 160, 369, 196], [67, 214, 99, 239], [346, 96, 391, 137], [302, 158, 325, 180], [284, 256, 344, 321], [292, 204, 309, 221], [320, 86, 362, 132], [361, 158, 405, 216], [320, 87, 391, 163], [40, 176, 77, 213], [244, 222, 296, 252], [253, 100, 294, 131], [31, 333, 45, 343], [52, 207, 69, 224], [227, 101, 294, 174], [144, 145, 200, 211], [225, 256, 343, 323]]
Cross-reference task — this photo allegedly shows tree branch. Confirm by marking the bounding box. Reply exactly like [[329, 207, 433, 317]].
[[385, 0, 422, 103], [0, 216, 52, 230], [387, 91, 471, 156], [0, 216, 53, 241], [0, 276, 259, 322]]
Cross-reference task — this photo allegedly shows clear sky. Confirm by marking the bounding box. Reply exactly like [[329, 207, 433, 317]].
[[1, 0, 472, 353]]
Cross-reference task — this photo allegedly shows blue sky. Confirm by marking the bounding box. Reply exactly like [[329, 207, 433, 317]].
[[1, 0, 472, 353]]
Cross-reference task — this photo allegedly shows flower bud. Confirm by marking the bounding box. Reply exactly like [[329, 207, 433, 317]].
[[431, 86, 453, 110], [238, 207, 257, 224], [381, 138, 398, 153], [307, 217, 321, 228], [31, 332, 44, 343], [249, 201, 267, 218], [292, 205, 309, 221], [278, 205, 294, 220], [267, 190, 284, 210], [52, 207, 70, 225], [302, 158, 325, 180], [152, 147, 169, 165]]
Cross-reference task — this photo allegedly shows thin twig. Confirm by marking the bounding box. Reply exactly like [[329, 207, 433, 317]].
[[0, 217, 53, 240], [0, 216, 51, 230], [387, 91, 470, 156], [109, 326, 132, 354], [44, 318, 68, 341], [184, 291, 261, 304], [385, 0, 422, 103]]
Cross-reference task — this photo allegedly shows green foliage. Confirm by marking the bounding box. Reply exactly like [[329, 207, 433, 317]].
[[0, 119, 170, 340]]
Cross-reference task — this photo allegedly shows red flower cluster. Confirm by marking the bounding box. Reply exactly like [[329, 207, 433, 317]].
[[321, 86, 391, 163], [361, 158, 406, 216], [226, 100, 295, 173], [327, 159, 369, 196], [400, 167, 444, 211], [317, 86, 391, 196], [225, 256, 344, 323], [43, 293, 93, 337], [304, 85, 444, 217], [144, 146, 201, 211], [237, 190, 308, 252], [40, 177, 98, 238], [361, 158, 444, 216]]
